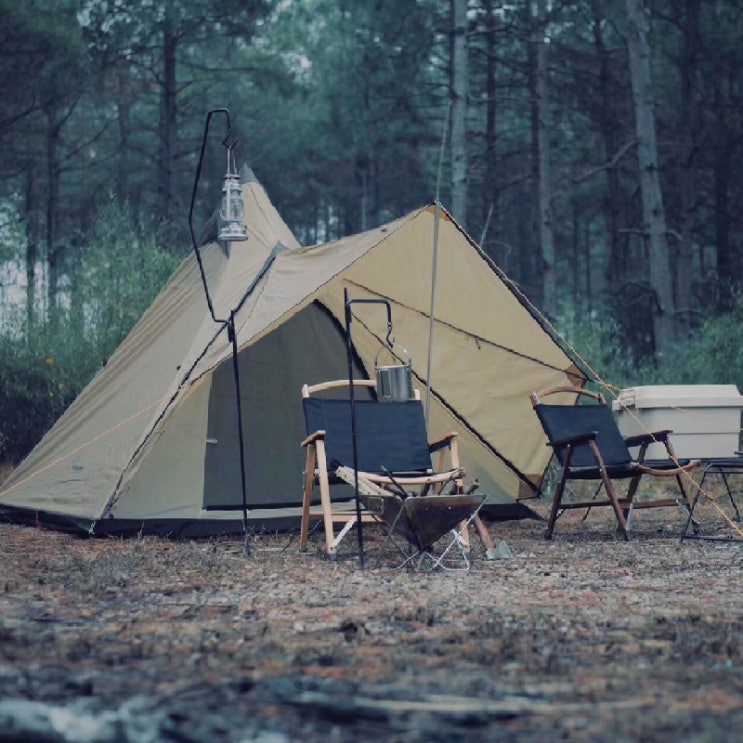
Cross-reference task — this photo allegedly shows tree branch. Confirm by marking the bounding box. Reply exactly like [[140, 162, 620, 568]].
[[573, 139, 637, 183]]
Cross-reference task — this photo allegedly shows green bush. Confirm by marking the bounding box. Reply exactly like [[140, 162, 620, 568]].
[[558, 302, 743, 396], [655, 309, 743, 390], [0, 340, 74, 461], [0, 203, 180, 463], [556, 308, 651, 392]]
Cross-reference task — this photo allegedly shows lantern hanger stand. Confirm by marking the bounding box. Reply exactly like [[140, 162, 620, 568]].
[[188, 108, 247, 325], [188, 108, 270, 556]]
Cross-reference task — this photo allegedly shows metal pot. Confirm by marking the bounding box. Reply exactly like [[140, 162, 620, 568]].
[[375, 344, 414, 402]]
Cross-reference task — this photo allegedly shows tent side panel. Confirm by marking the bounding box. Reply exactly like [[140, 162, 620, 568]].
[[108, 375, 212, 519], [0, 249, 228, 519]]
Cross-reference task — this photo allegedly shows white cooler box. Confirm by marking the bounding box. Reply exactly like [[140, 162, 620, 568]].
[[612, 385, 743, 460]]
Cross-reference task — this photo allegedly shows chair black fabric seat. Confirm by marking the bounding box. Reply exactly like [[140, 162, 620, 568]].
[[534, 402, 633, 468], [302, 397, 433, 476]]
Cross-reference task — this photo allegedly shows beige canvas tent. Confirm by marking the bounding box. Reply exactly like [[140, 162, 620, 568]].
[[0, 171, 586, 536]]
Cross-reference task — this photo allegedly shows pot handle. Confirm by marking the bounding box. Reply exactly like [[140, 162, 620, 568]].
[[375, 343, 412, 367]]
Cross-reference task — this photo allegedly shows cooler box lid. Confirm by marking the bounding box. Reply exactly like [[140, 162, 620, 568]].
[[612, 384, 743, 411]]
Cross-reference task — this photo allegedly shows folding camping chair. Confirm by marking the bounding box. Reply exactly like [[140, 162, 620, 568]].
[[299, 379, 492, 565], [530, 386, 701, 540]]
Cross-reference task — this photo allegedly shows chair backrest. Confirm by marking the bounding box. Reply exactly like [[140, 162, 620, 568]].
[[532, 389, 632, 468], [303, 383, 433, 475]]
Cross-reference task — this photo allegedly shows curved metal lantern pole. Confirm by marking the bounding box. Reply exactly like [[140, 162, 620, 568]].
[[188, 108, 254, 554], [344, 289, 393, 569]]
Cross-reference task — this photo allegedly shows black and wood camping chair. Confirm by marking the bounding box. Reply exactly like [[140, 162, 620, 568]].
[[299, 379, 492, 565], [530, 386, 702, 540]]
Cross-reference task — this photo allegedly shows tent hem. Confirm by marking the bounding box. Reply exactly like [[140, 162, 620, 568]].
[[0, 505, 299, 538]]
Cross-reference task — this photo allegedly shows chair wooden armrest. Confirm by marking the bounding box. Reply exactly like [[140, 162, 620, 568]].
[[549, 431, 598, 449], [363, 467, 465, 487], [637, 459, 701, 476], [301, 430, 326, 448], [624, 429, 672, 447], [429, 432, 458, 453], [531, 386, 606, 405]]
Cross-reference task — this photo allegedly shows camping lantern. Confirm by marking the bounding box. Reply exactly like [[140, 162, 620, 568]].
[[218, 147, 248, 242], [375, 343, 415, 402]]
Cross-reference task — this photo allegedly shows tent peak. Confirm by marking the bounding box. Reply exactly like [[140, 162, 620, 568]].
[[240, 165, 258, 183]]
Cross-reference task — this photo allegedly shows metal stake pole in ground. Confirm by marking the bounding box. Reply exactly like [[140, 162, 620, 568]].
[[344, 290, 393, 569]]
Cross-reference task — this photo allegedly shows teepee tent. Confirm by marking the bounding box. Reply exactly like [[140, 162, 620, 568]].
[[0, 171, 586, 536]]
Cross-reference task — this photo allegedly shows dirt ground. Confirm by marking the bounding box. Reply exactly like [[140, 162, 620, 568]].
[[1, 497, 743, 742]]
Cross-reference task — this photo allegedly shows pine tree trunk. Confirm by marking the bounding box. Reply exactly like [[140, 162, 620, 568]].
[[712, 65, 733, 311], [676, 0, 701, 337], [45, 111, 61, 331], [450, 0, 468, 224], [158, 8, 178, 240], [533, 0, 555, 319], [591, 8, 622, 303], [482, 0, 499, 256], [625, 0, 676, 357], [24, 166, 37, 339]]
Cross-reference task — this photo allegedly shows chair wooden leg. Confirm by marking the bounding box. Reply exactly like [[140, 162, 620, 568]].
[[314, 440, 337, 559], [605, 480, 630, 540], [546, 446, 576, 539], [585, 441, 629, 540], [457, 519, 471, 552], [622, 472, 642, 522], [472, 513, 496, 556], [545, 476, 567, 540], [675, 472, 702, 535], [299, 445, 316, 551], [674, 472, 693, 511]]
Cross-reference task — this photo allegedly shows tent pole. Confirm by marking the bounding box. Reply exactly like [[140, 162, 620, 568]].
[[425, 103, 449, 426], [425, 201, 441, 427]]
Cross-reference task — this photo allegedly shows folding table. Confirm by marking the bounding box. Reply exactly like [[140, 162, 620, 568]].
[[680, 457, 743, 541]]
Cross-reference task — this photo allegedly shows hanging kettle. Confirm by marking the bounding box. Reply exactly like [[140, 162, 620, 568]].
[[375, 343, 415, 402]]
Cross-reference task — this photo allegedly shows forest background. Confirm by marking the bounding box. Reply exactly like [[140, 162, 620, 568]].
[[1, 0, 742, 464]]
